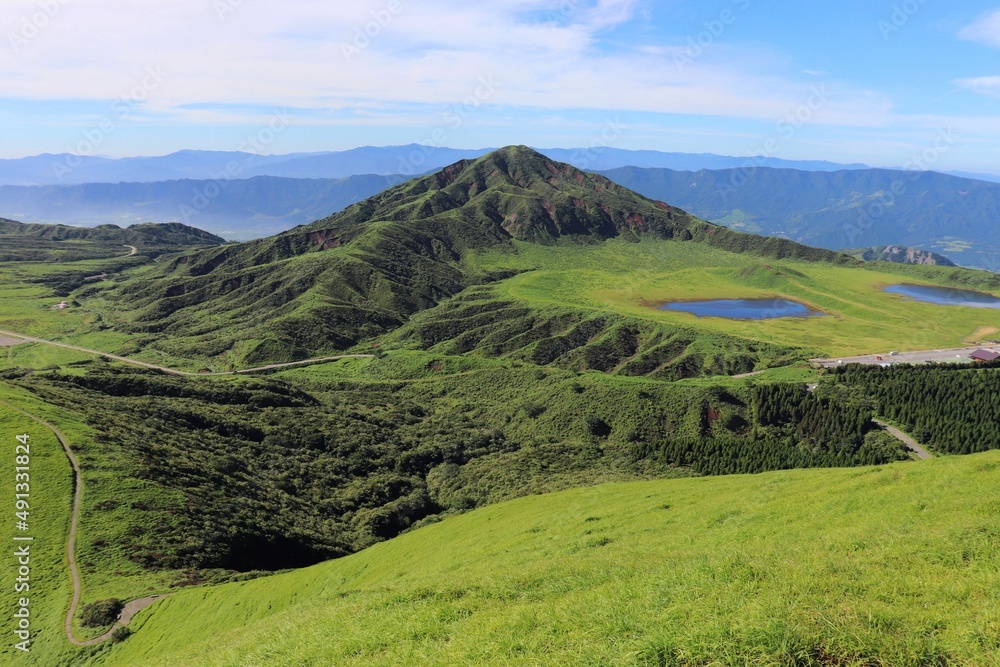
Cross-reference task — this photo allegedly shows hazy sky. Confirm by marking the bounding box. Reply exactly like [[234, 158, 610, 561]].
[[2, 0, 999, 172]]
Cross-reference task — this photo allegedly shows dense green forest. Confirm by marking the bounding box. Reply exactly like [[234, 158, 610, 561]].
[[631, 383, 906, 476], [833, 360, 1000, 454]]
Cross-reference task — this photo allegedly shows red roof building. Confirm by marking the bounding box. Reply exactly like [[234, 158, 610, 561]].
[[969, 349, 1000, 362]]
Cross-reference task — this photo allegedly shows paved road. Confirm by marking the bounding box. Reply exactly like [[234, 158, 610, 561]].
[[874, 419, 933, 460], [0, 328, 373, 376], [813, 345, 997, 368]]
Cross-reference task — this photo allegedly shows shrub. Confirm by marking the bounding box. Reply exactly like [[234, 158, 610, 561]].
[[81, 599, 124, 628], [111, 626, 132, 643], [585, 415, 612, 438]]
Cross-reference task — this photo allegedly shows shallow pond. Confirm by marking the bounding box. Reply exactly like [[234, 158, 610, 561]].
[[885, 284, 1000, 309], [658, 298, 821, 320]]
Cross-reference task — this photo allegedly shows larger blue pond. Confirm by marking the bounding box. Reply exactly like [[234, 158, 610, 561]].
[[885, 284, 1000, 309], [659, 298, 821, 320]]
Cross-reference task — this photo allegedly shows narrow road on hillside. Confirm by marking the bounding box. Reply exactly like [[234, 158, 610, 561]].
[[874, 419, 932, 460], [731, 370, 765, 379], [0, 328, 373, 376], [0, 399, 165, 645], [124, 245, 138, 257]]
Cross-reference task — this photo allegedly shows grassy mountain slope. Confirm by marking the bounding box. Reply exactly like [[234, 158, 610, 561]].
[[601, 165, 1000, 269], [85, 451, 1000, 666], [0, 219, 224, 263], [0, 219, 224, 246], [87, 147, 853, 367]]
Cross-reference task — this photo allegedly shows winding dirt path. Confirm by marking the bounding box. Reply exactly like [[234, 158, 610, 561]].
[[873, 419, 933, 460], [124, 245, 138, 257], [0, 398, 169, 645], [0, 330, 371, 646], [0, 328, 373, 376]]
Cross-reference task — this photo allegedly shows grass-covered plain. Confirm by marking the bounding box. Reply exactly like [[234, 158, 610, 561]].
[[6, 235, 999, 375], [82, 451, 1000, 666], [475, 239, 1000, 358]]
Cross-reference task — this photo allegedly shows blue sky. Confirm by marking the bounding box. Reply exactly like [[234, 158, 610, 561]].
[[1, 0, 999, 173]]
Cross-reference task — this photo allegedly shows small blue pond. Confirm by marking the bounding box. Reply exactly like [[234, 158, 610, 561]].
[[659, 298, 821, 320], [885, 284, 1000, 309]]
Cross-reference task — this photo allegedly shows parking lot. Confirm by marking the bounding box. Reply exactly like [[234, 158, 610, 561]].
[[813, 345, 998, 368]]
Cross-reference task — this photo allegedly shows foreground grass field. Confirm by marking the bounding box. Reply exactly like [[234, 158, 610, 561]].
[[84, 451, 1000, 666]]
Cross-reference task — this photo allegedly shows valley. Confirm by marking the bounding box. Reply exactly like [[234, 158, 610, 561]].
[[10, 2, 1000, 664], [2, 148, 1000, 666]]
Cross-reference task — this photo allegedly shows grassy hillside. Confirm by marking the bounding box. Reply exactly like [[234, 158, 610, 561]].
[[0, 219, 224, 246], [4, 354, 906, 584], [3, 148, 1000, 665], [85, 147, 854, 367], [0, 386, 77, 665], [0, 219, 224, 264], [82, 451, 1000, 666]]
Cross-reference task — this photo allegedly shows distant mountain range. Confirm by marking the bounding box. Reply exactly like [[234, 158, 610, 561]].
[[0, 175, 396, 240], [0, 146, 873, 187], [2, 146, 999, 269], [841, 245, 955, 267], [599, 166, 1000, 270]]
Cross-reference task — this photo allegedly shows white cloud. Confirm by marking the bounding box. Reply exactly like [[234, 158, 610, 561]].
[[0, 0, 893, 130], [958, 9, 1000, 48], [955, 75, 1000, 98], [0, 0, 996, 171]]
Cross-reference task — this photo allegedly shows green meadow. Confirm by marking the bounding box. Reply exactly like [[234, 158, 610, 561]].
[[475, 239, 1000, 358], [3, 235, 1000, 374], [81, 451, 1000, 667]]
